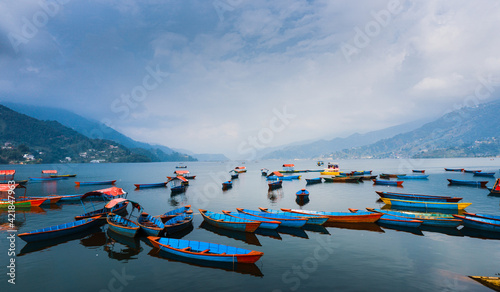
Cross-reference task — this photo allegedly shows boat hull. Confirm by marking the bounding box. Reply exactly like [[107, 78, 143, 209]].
[[376, 191, 462, 202], [237, 209, 306, 228], [380, 197, 471, 211], [134, 182, 167, 189], [283, 208, 383, 223], [75, 180, 116, 186], [18, 217, 102, 242], [200, 209, 260, 232], [447, 179, 488, 188], [454, 215, 500, 232]]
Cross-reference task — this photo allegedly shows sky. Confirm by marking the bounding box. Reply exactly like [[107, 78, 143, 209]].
[[1, 0, 500, 158]]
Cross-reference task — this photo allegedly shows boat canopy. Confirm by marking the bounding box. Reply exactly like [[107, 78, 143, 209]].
[[0, 184, 19, 192], [80, 187, 126, 200], [42, 170, 58, 174], [174, 170, 190, 175], [167, 176, 188, 182], [105, 198, 128, 208], [235, 166, 246, 169], [283, 164, 295, 167], [296, 189, 309, 195], [0, 170, 15, 176], [268, 171, 283, 177], [493, 179, 500, 191]]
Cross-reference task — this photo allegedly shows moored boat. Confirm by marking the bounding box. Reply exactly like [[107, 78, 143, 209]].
[[234, 166, 247, 173], [462, 212, 500, 221], [29, 176, 66, 181], [167, 176, 188, 194], [396, 175, 429, 179], [236, 208, 307, 228], [199, 209, 261, 232], [324, 176, 361, 183], [134, 182, 167, 189], [320, 163, 340, 176], [379, 173, 405, 178], [148, 236, 264, 263], [380, 197, 471, 211], [49, 174, 77, 178], [268, 180, 283, 190], [464, 169, 482, 173], [158, 205, 192, 223], [163, 214, 193, 234], [258, 207, 328, 225], [473, 172, 495, 177], [283, 208, 382, 223], [137, 212, 166, 236], [372, 179, 403, 186], [412, 170, 425, 173], [489, 179, 500, 196], [305, 177, 322, 184], [75, 180, 116, 186], [222, 210, 280, 230], [107, 213, 140, 237], [222, 181, 232, 190], [261, 168, 269, 176], [75, 198, 129, 220], [468, 276, 500, 291], [295, 189, 309, 200], [375, 214, 423, 228], [375, 191, 462, 202], [444, 168, 464, 172], [18, 216, 102, 242], [447, 179, 488, 188], [453, 215, 500, 233], [366, 208, 461, 227]]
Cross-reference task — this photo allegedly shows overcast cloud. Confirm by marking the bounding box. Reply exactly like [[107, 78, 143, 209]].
[[1, 0, 500, 158]]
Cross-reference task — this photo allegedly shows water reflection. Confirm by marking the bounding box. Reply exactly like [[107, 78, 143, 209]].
[[295, 196, 310, 207], [276, 226, 309, 239], [324, 222, 385, 233], [104, 229, 143, 262], [80, 230, 106, 248], [459, 226, 500, 240], [380, 204, 466, 215], [302, 224, 330, 235], [267, 189, 284, 204], [199, 221, 261, 246], [377, 222, 424, 236], [169, 193, 188, 207], [254, 228, 282, 240], [420, 225, 463, 237]]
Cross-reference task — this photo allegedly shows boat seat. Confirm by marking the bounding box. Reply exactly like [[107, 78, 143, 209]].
[[200, 249, 211, 254], [181, 247, 191, 251]]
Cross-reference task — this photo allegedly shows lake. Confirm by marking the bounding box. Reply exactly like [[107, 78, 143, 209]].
[[1, 158, 499, 291]]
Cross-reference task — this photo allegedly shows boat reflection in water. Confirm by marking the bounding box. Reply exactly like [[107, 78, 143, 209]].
[[459, 226, 500, 240], [419, 225, 463, 237], [323, 222, 385, 233], [295, 196, 310, 207], [267, 189, 284, 204], [276, 226, 309, 239], [302, 224, 330, 235], [377, 221, 424, 236], [199, 221, 261, 246], [105, 229, 143, 262], [254, 228, 282, 240], [148, 248, 264, 278], [80, 230, 107, 248]]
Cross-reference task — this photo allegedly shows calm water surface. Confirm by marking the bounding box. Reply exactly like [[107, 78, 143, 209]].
[[1, 158, 499, 291]]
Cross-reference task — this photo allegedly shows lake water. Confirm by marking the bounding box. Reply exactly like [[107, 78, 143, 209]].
[[1, 158, 499, 291]]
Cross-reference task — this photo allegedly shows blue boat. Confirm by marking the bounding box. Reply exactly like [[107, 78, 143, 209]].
[[366, 208, 461, 228], [412, 170, 425, 173], [444, 168, 464, 172], [148, 236, 264, 263], [258, 208, 328, 225], [75, 199, 129, 220], [267, 175, 300, 181], [268, 180, 282, 190], [163, 214, 193, 234], [199, 209, 261, 232], [447, 179, 488, 188], [305, 178, 322, 184], [397, 175, 429, 179], [29, 177, 66, 181], [372, 179, 403, 186], [375, 191, 462, 202], [376, 214, 423, 228], [137, 212, 166, 236], [473, 172, 495, 177], [464, 169, 482, 173], [107, 213, 140, 237], [18, 217, 102, 242], [380, 197, 472, 211], [167, 176, 188, 194], [222, 210, 280, 229], [453, 215, 500, 233], [158, 205, 192, 223], [296, 189, 310, 200], [75, 180, 116, 186], [236, 208, 307, 228], [134, 182, 167, 189], [222, 181, 232, 189], [463, 212, 500, 221]]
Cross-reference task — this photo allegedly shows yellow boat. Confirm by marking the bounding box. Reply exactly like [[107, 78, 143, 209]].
[[380, 197, 472, 210], [469, 276, 500, 291], [320, 163, 340, 176]]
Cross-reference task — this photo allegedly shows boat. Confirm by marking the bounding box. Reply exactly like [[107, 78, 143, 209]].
[[258, 208, 328, 225], [375, 214, 423, 228], [468, 276, 500, 291], [453, 215, 500, 232], [464, 169, 482, 173], [296, 189, 309, 200], [236, 208, 307, 228], [379, 173, 405, 178], [163, 214, 193, 235], [137, 212, 166, 236], [489, 179, 500, 196], [175, 165, 188, 168], [267, 175, 300, 181], [473, 172, 495, 177], [375, 191, 463, 202], [222, 181, 232, 190], [320, 163, 340, 176], [199, 209, 261, 232], [234, 166, 247, 173], [380, 197, 472, 211], [75, 180, 116, 186], [0, 184, 47, 208], [463, 212, 500, 221], [447, 179, 488, 188], [444, 168, 464, 172], [29, 177, 66, 181], [396, 175, 429, 179], [317, 161, 324, 166], [37, 195, 62, 205], [49, 174, 77, 178], [268, 180, 283, 190], [148, 236, 264, 263], [323, 176, 361, 183], [261, 168, 269, 176], [282, 208, 382, 223], [305, 177, 322, 184], [18, 216, 102, 242], [58, 187, 127, 203], [167, 176, 188, 194], [0, 170, 15, 180], [74, 197, 129, 220], [134, 182, 167, 189], [107, 213, 140, 237], [173, 170, 196, 180], [157, 205, 192, 223], [229, 170, 239, 179], [366, 208, 461, 227], [222, 210, 280, 229], [412, 170, 425, 173], [372, 179, 403, 186]]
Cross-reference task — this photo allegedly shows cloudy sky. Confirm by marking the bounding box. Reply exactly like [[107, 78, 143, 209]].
[[1, 0, 500, 158]]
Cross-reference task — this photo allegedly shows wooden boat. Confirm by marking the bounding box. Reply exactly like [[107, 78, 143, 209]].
[[379, 173, 405, 178], [380, 197, 471, 211], [173, 170, 196, 180], [296, 189, 309, 200], [222, 181, 232, 190], [444, 168, 464, 172], [464, 169, 482, 173], [107, 213, 140, 237], [175, 165, 188, 168], [473, 172, 495, 177], [234, 166, 247, 173], [199, 209, 261, 232], [268, 180, 282, 190], [366, 208, 461, 227], [137, 212, 166, 236], [305, 177, 322, 184], [0, 170, 15, 180], [463, 212, 500, 221], [134, 182, 167, 189], [158, 205, 192, 223], [468, 276, 500, 291], [75, 180, 116, 186], [447, 179, 488, 188], [148, 236, 264, 263], [396, 175, 429, 179], [0, 179, 28, 185], [317, 161, 324, 166], [267, 174, 301, 180], [283, 208, 382, 223], [163, 214, 193, 234], [0, 197, 46, 208], [261, 168, 269, 176], [320, 163, 340, 176], [453, 215, 500, 232], [375, 191, 462, 202], [29, 176, 66, 181], [229, 170, 239, 180], [489, 178, 500, 196], [375, 214, 423, 228], [50, 174, 77, 178], [75, 198, 129, 220], [236, 208, 307, 228], [324, 176, 361, 183], [38, 195, 62, 204], [372, 179, 403, 186], [18, 216, 101, 242], [412, 170, 425, 173], [222, 211, 280, 229], [258, 208, 328, 225]]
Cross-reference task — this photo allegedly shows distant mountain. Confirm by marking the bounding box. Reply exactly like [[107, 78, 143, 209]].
[[1, 102, 196, 162], [328, 99, 500, 159], [0, 104, 152, 164], [193, 153, 230, 161], [261, 119, 428, 159]]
